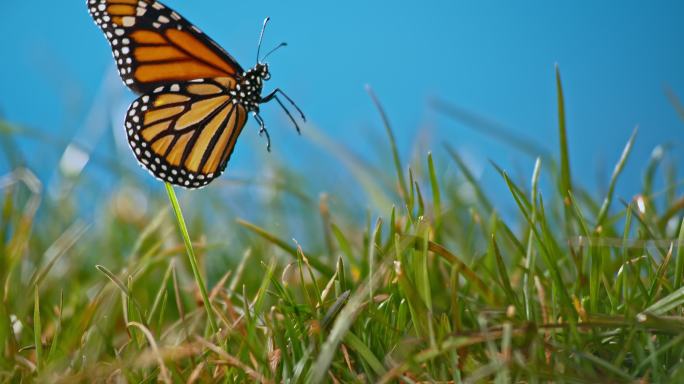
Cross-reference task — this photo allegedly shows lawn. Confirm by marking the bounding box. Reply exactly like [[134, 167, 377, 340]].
[[1, 69, 684, 383]]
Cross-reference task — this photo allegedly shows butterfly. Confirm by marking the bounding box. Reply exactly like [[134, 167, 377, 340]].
[[87, 0, 305, 188]]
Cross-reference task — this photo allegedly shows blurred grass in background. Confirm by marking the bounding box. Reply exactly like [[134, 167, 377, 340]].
[[1, 67, 684, 383]]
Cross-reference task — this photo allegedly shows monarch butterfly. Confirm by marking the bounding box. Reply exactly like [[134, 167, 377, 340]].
[[87, 0, 305, 188]]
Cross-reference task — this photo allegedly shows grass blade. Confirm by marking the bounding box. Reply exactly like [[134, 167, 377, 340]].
[[674, 218, 684, 288], [642, 281, 684, 316], [556, 64, 572, 199], [431, 98, 551, 160], [33, 286, 42, 372], [664, 85, 684, 123], [236, 218, 334, 276], [445, 144, 493, 213], [427, 152, 442, 236], [343, 332, 386, 376], [310, 236, 407, 383], [366, 85, 408, 201], [127, 322, 171, 384], [595, 127, 637, 230], [164, 183, 217, 335], [491, 235, 519, 309], [555, 64, 574, 236], [96, 264, 129, 295]]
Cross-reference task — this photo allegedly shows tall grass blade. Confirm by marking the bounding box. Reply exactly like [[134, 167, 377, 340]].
[[366, 85, 408, 201], [431, 98, 551, 160], [33, 286, 42, 372], [595, 127, 637, 230], [445, 144, 493, 213], [523, 157, 541, 320], [164, 183, 217, 335], [555, 64, 572, 197], [555, 64, 573, 234]]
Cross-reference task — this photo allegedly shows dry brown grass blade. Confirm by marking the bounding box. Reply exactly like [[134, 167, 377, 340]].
[[195, 336, 272, 383], [127, 321, 172, 384]]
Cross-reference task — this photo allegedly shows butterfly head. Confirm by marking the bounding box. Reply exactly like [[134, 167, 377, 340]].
[[256, 62, 271, 81]]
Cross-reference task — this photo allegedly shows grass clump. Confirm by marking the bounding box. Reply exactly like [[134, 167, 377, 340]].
[[0, 71, 684, 383]]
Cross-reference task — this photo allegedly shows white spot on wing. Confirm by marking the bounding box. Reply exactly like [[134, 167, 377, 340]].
[[122, 17, 135, 27]]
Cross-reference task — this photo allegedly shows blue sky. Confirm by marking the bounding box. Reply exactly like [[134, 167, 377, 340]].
[[1, 1, 683, 201]]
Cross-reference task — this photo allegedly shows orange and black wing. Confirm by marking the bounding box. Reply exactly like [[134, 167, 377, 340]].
[[126, 77, 248, 188], [87, 0, 244, 94]]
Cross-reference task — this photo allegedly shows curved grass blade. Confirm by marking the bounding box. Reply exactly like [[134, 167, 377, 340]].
[[236, 218, 334, 276]]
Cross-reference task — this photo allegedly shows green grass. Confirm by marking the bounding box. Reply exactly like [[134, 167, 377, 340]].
[[1, 76, 684, 383]]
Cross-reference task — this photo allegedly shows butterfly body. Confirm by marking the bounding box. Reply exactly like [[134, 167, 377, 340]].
[[87, 0, 304, 189], [230, 64, 270, 113]]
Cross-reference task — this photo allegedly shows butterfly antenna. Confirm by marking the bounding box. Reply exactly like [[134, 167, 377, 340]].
[[261, 42, 287, 62], [256, 17, 270, 64]]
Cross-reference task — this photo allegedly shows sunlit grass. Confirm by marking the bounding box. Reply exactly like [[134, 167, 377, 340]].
[[1, 70, 684, 383]]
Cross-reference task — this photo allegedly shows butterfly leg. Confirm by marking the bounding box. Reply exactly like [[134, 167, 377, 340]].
[[252, 112, 272, 152], [263, 89, 306, 121], [261, 89, 306, 134]]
